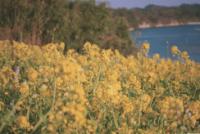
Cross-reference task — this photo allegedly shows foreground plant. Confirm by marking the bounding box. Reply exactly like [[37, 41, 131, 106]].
[[0, 40, 200, 133]]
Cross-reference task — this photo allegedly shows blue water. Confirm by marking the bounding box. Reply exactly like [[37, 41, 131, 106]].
[[131, 24, 200, 62]]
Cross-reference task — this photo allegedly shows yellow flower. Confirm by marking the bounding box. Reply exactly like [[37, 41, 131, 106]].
[[158, 97, 184, 119], [187, 101, 200, 127], [1, 40, 200, 132], [17, 116, 30, 129], [55, 77, 63, 88], [171, 45, 180, 55], [48, 113, 55, 122], [47, 124, 55, 132], [181, 51, 189, 60], [39, 84, 51, 97], [170, 122, 178, 129], [153, 53, 160, 60], [19, 82, 29, 94], [27, 68, 38, 82], [122, 96, 134, 114], [128, 75, 141, 94], [142, 42, 150, 50], [140, 94, 151, 112]]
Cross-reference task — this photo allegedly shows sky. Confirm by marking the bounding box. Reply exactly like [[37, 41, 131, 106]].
[[97, 0, 200, 8]]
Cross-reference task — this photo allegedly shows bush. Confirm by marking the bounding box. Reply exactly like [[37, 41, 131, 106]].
[[0, 0, 135, 55]]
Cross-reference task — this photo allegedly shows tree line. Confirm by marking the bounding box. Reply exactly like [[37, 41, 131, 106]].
[[112, 4, 200, 28], [0, 0, 135, 54]]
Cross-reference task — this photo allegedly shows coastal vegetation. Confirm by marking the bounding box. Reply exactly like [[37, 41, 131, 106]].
[[0, 0, 134, 54], [0, 41, 200, 133], [1, 1, 200, 52], [0, 1, 200, 133], [112, 4, 200, 29]]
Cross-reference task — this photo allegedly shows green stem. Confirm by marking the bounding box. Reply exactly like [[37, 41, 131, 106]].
[[0, 95, 28, 133], [112, 111, 119, 128], [31, 80, 57, 133]]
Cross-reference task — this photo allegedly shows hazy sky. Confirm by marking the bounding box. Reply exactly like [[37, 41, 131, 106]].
[[98, 0, 200, 8]]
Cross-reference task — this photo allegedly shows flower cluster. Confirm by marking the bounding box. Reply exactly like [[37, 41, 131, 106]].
[[0, 40, 200, 133]]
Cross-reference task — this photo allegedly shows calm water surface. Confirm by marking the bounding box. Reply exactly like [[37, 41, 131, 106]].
[[131, 24, 200, 62]]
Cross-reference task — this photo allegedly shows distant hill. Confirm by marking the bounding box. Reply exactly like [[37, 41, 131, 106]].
[[111, 4, 200, 29]]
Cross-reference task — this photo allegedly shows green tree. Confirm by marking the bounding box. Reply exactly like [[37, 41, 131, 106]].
[[0, 0, 135, 55]]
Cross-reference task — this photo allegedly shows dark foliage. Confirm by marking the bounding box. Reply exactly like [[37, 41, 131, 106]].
[[112, 4, 200, 28], [0, 0, 135, 55]]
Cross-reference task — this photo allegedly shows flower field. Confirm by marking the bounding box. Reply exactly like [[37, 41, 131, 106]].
[[0, 40, 200, 133]]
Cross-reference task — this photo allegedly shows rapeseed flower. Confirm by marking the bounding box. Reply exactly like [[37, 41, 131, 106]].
[[142, 42, 150, 50], [19, 82, 29, 94], [171, 45, 180, 55], [27, 68, 38, 82], [0, 41, 200, 133], [17, 116, 30, 129]]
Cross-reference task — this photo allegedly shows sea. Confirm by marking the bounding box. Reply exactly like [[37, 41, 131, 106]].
[[131, 24, 200, 62]]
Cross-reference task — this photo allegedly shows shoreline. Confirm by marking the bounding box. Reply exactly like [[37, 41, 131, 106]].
[[128, 21, 200, 31]]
